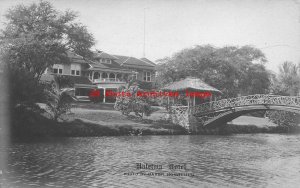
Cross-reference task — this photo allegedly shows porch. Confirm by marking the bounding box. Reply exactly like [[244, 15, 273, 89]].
[[74, 82, 128, 103], [87, 70, 134, 84]]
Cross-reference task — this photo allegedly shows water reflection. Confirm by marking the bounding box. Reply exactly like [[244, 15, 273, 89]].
[[2, 134, 300, 187]]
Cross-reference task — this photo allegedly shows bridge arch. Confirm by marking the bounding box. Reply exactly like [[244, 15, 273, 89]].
[[169, 95, 300, 131], [200, 105, 300, 127], [189, 94, 300, 129]]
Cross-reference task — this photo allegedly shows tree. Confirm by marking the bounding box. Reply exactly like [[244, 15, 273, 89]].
[[156, 45, 270, 97], [268, 61, 300, 129], [277, 61, 300, 96], [240, 64, 271, 95], [44, 77, 73, 121], [0, 0, 95, 109]]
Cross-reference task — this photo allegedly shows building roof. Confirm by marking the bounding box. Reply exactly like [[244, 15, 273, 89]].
[[67, 51, 89, 64], [88, 67, 133, 74], [90, 60, 123, 69], [66, 50, 156, 72], [93, 51, 118, 60], [140, 57, 156, 66], [40, 74, 92, 85], [113, 55, 129, 64], [88, 60, 133, 73], [114, 55, 155, 70], [88, 61, 109, 69], [161, 77, 222, 93]]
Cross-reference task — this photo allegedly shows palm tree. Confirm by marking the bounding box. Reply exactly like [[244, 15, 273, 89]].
[[45, 75, 74, 121]]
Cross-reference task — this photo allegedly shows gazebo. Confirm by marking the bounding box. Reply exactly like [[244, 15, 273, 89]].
[[161, 77, 222, 107]]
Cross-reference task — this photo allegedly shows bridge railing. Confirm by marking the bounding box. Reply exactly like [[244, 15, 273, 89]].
[[191, 94, 300, 115]]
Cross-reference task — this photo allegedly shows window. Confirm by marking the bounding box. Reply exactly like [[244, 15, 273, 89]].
[[100, 58, 111, 64], [53, 64, 63, 75], [134, 73, 138, 80], [130, 72, 138, 80], [143, 72, 151, 82], [71, 64, 81, 76]]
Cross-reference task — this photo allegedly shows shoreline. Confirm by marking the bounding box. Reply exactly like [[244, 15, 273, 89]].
[[7, 104, 300, 139], [9, 116, 300, 140]]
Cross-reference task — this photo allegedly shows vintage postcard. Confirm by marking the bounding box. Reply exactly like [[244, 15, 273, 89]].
[[0, 0, 300, 187]]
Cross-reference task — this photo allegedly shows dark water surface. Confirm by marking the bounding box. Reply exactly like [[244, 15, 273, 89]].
[[2, 134, 300, 188]]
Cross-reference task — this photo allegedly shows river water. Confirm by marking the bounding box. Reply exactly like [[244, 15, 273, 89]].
[[2, 134, 300, 188]]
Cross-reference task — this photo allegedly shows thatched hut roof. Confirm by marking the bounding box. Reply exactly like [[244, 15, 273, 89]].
[[161, 77, 222, 94]]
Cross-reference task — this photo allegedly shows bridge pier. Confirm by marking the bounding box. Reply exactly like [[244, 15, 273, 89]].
[[169, 106, 202, 133]]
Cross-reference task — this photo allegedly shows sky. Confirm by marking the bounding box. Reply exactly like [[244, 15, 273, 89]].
[[0, 0, 299, 73]]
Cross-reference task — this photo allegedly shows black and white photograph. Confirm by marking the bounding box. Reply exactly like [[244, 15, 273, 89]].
[[0, 0, 300, 187]]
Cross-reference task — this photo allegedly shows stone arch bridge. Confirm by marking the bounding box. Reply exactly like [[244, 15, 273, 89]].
[[169, 94, 300, 132]]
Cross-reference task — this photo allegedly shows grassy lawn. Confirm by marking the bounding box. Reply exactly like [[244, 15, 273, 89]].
[[56, 104, 188, 136], [63, 106, 168, 128]]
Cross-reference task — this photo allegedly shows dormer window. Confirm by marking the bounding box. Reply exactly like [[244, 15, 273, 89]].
[[99, 58, 111, 64]]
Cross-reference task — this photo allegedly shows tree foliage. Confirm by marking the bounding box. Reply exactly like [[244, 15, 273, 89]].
[[266, 110, 300, 128], [0, 1, 95, 124], [267, 61, 300, 128], [1, 0, 95, 77], [156, 45, 270, 97], [1, 0, 95, 58], [275, 61, 300, 96], [0, 0, 95, 109]]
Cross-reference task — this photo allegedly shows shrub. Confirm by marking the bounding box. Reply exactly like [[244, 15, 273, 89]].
[[114, 86, 153, 118], [266, 110, 300, 128]]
